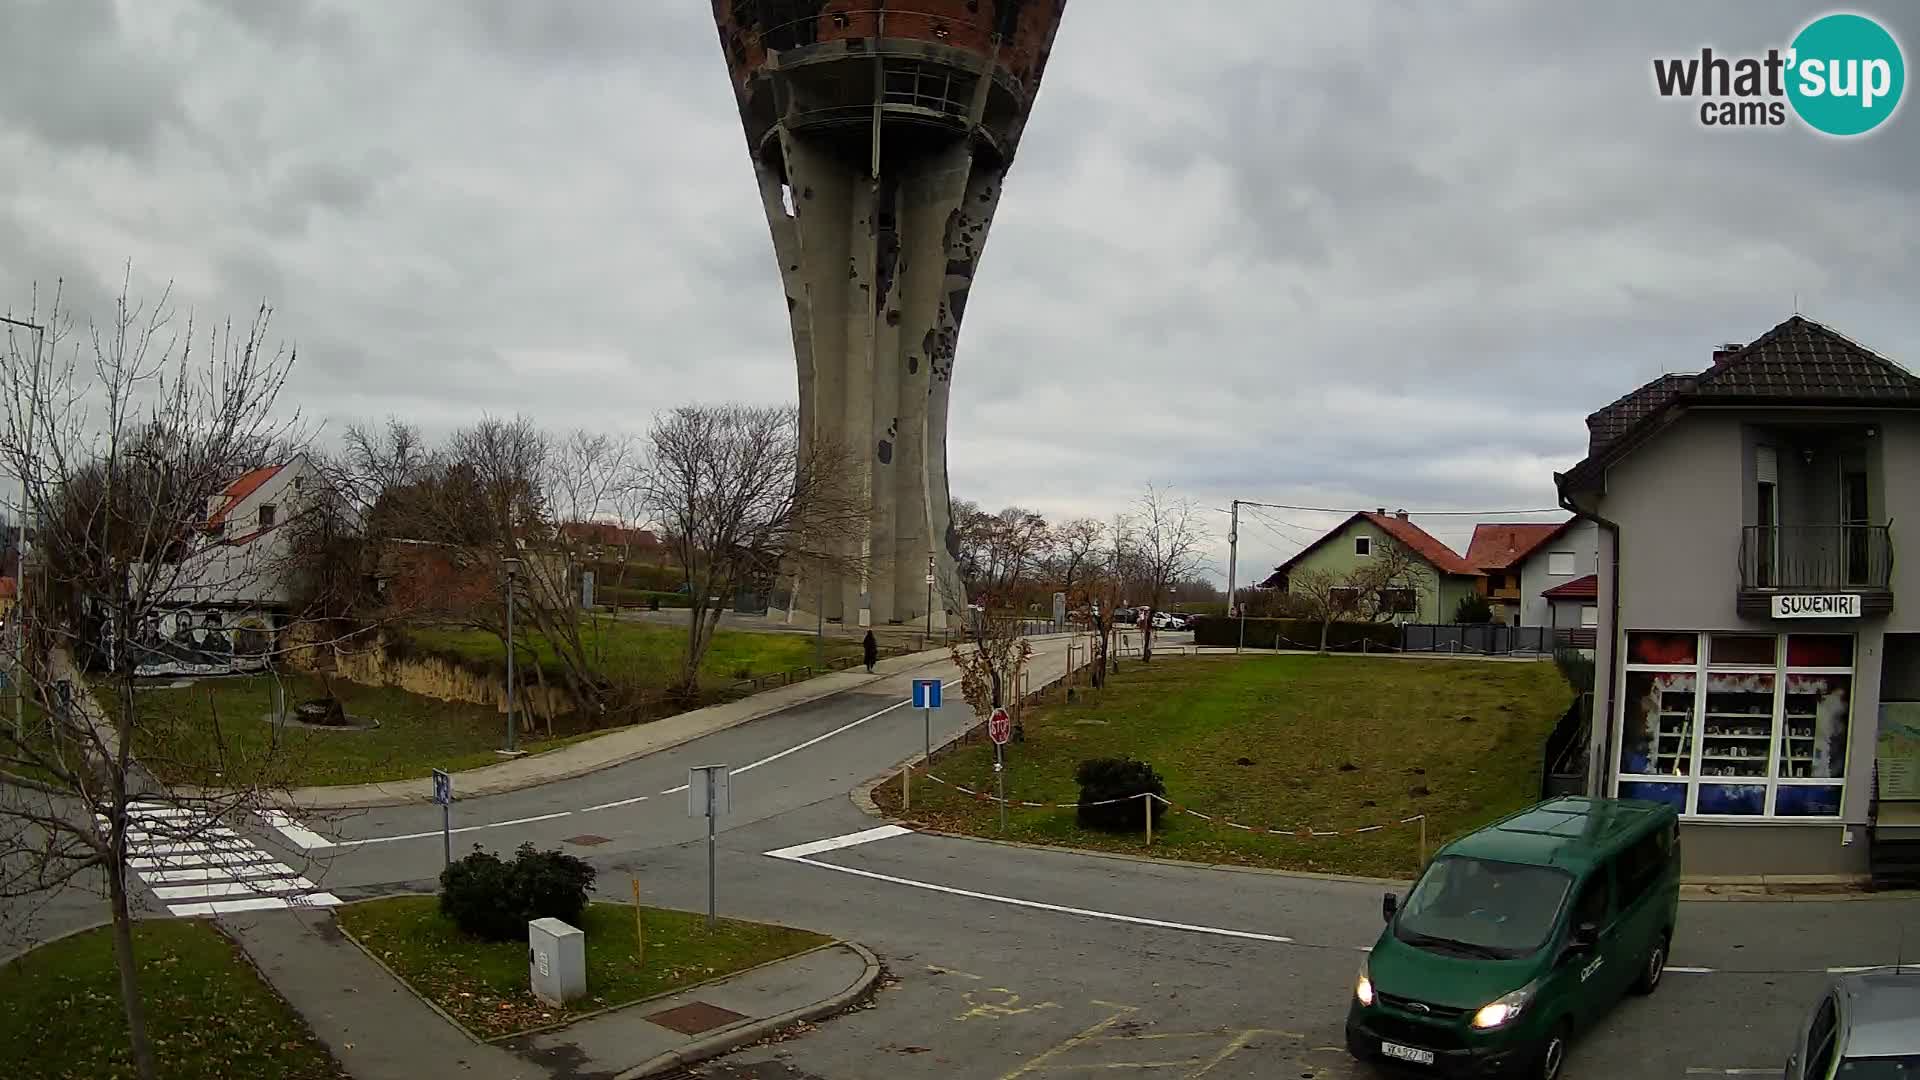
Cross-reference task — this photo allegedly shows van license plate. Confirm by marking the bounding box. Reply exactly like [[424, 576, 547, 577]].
[[1381, 1042, 1436, 1066]]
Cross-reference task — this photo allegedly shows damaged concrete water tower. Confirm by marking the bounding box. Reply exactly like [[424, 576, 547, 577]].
[[713, 1, 1068, 628]]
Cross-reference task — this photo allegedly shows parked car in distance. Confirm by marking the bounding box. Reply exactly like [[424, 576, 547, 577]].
[[1784, 968, 1920, 1079], [1348, 796, 1680, 1080]]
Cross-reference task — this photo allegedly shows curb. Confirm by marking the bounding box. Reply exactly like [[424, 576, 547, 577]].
[[0, 916, 116, 967], [612, 942, 882, 1080], [272, 649, 961, 810]]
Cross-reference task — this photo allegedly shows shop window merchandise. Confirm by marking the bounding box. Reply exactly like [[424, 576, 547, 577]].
[[1615, 631, 1852, 819]]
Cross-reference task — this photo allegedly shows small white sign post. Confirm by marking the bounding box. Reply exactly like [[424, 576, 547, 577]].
[[431, 768, 453, 867], [688, 765, 731, 929]]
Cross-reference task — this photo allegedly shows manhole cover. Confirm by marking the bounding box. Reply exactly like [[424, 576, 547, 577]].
[[646, 1001, 749, 1035], [563, 834, 611, 846]]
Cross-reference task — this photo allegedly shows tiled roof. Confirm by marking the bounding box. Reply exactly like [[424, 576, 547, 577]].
[[1585, 374, 1694, 453], [1690, 315, 1920, 402], [1541, 574, 1598, 600], [208, 464, 284, 528], [1465, 521, 1572, 572], [1561, 316, 1920, 493], [1262, 511, 1483, 586], [1364, 512, 1481, 576]]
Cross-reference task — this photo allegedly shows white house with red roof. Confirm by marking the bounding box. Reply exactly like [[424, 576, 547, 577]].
[[129, 455, 320, 674]]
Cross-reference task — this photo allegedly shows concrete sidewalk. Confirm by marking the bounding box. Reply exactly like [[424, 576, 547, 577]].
[[221, 907, 878, 1080], [277, 644, 954, 811], [278, 634, 1083, 811]]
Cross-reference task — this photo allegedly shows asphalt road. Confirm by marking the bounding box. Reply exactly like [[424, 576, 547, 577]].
[[17, 637, 1919, 1079]]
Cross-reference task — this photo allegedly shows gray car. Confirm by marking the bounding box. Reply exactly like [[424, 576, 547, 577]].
[[1785, 968, 1920, 1078]]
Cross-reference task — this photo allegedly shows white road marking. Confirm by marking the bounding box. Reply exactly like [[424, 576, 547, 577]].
[[259, 810, 333, 851], [131, 850, 279, 871], [130, 840, 255, 857], [142, 863, 296, 884], [152, 877, 315, 901], [166, 892, 341, 917], [581, 796, 649, 812], [764, 825, 912, 860], [347, 678, 964, 842], [1668, 966, 1716, 974], [128, 806, 196, 819], [126, 827, 238, 843], [767, 833, 1295, 945], [323, 809, 576, 850]]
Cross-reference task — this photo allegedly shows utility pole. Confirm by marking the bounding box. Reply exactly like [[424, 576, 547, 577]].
[[501, 556, 521, 755], [924, 552, 934, 649], [3, 316, 44, 736], [1226, 499, 1243, 654]]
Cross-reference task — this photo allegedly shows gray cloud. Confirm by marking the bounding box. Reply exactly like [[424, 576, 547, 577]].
[[2, 0, 1916, 584]]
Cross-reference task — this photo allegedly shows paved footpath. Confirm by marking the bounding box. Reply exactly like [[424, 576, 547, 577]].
[[222, 906, 878, 1080]]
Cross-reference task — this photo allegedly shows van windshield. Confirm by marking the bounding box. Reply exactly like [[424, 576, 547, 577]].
[[1394, 856, 1574, 960]]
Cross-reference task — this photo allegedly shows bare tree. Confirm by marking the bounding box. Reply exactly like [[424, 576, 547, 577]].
[[1130, 485, 1210, 663], [1283, 539, 1431, 652], [1073, 516, 1132, 689], [640, 404, 864, 701], [0, 277, 317, 1080], [1049, 517, 1103, 604]]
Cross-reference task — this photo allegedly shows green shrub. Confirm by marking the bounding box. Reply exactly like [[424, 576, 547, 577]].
[[1189, 617, 1398, 652], [1453, 593, 1493, 624], [1075, 757, 1167, 832], [438, 842, 597, 941]]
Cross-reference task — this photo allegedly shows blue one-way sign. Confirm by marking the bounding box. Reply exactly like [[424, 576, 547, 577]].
[[912, 679, 942, 709]]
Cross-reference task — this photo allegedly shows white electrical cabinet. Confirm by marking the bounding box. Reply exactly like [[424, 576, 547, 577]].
[[528, 917, 586, 1006]]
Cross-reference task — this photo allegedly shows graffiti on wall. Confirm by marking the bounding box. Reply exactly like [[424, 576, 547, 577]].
[[124, 608, 275, 677]]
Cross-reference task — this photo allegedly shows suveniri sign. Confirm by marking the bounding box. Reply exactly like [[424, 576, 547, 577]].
[[1771, 594, 1861, 618]]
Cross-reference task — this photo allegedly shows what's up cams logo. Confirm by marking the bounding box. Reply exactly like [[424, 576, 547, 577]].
[[1653, 11, 1905, 135]]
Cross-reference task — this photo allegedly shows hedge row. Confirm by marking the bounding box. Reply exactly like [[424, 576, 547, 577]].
[[1188, 616, 1399, 651], [596, 586, 692, 609], [585, 562, 686, 593]]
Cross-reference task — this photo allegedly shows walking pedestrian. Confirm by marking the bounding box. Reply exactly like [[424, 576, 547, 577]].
[[863, 629, 878, 673]]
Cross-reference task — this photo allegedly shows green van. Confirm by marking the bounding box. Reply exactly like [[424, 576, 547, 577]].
[[1346, 796, 1681, 1079]]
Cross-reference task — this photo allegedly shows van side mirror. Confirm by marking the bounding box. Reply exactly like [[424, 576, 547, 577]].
[[1382, 892, 1399, 922], [1569, 921, 1599, 951]]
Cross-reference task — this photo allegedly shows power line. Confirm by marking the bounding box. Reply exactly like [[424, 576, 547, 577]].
[[1236, 498, 1566, 518]]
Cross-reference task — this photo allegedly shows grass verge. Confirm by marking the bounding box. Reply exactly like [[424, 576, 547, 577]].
[[875, 654, 1573, 879], [407, 619, 860, 691], [122, 673, 597, 788], [336, 895, 833, 1039], [0, 919, 341, 1079]]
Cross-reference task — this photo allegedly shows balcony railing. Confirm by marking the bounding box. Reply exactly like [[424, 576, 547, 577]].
[[1739, 524, 1893, 591]]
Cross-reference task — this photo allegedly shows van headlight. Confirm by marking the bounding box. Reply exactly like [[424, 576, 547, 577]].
[[1470, 984, 1536, 1030], [1354, 958, 1375, 1006]]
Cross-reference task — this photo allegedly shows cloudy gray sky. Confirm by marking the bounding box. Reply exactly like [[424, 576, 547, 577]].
[[3, 0, 1916, 583]]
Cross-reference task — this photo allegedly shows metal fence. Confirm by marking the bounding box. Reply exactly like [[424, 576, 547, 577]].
[[1396, 624, 1595, 656]]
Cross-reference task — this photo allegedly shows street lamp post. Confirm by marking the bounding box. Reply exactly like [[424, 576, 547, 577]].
[[2, 316, 44, 737], [502, 556, 522, 755], [924, 553, 934, 649]]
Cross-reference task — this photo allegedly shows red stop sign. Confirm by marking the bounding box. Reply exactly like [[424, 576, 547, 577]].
[[987, 707, 1012, 745]]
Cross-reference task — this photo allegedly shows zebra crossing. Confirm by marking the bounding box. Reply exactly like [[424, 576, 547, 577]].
[[103, 802, 341, 917]]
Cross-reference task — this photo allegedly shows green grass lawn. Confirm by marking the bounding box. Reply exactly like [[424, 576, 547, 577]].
[[337, 896, 832, 1039], [876, 655, 1574, 879], [407, 618, 860, 691], [121, 674, 600, 788], [0, 920, 341, 1079]]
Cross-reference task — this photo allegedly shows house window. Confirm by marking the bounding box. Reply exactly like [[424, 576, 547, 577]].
[[1615, 631, 1852, 819], [1379, 588, 1416, 613], [1354, 536, 1371, 557], [1547, 551, 1576, 576], [1328, 586, 1361, 610], [259, 504, 276, 528], [1580, 605, 1598, 627]]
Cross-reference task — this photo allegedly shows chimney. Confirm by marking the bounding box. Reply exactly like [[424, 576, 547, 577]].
[[1396, 509, 1410, 521], [1711, 342, 1744, 367], [1375, 507, 1386, 515]]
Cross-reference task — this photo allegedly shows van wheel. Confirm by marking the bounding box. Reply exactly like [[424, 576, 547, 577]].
[[1534, 1021, 1571, 1080], [1632, 932, 1669, 995]]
